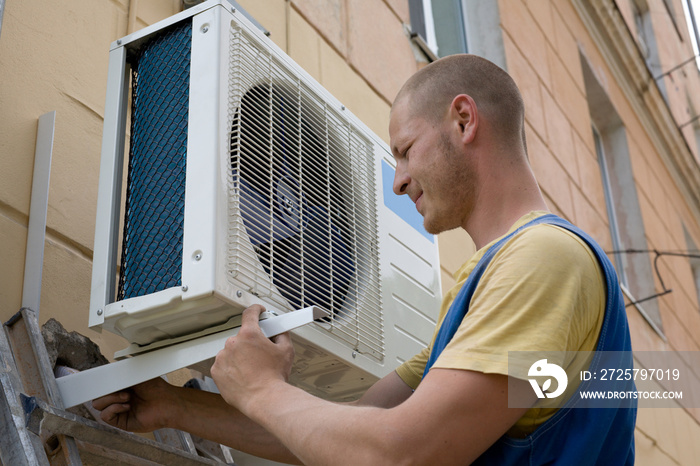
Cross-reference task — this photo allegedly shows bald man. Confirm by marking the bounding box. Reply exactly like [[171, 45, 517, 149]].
[[94, 55, 636, 465]]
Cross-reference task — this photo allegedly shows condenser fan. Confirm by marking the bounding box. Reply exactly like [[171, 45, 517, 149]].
[[230, 83, 356, 317]]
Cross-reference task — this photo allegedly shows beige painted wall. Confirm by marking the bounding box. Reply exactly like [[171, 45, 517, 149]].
[[499, 0, 700, 355], [0, 0, 415, 352], [1, 0, 699, 463], [0, 0, 473, 348], [498, 0, 700, 463]]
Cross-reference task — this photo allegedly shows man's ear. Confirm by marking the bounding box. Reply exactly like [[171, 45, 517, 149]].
[[450, 94, 478, 144]]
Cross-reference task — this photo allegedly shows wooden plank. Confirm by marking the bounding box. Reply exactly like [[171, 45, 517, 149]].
[[3, 309, 234, 465], [154, 428, 198, 455], [5, 309, 82, 464], [74, 440, 165, 466], [191, 435, 236, 463], [0, 369, 49, 465], [24, 396, 220, 466], [0, 312, 50, 465]]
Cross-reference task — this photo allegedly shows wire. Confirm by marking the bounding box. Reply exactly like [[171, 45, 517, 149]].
[[605, 248, 700, 308]]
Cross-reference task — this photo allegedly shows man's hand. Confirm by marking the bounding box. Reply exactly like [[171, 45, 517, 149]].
[[210, 305, 295, 413], [91, 377, 175, 433]]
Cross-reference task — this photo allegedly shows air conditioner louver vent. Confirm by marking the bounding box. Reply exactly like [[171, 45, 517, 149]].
[[227, 24, 384, 359], [118, 22, 192, 300]]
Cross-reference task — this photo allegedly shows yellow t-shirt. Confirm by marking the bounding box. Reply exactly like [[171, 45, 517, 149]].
[[395, 211, 606, 437]]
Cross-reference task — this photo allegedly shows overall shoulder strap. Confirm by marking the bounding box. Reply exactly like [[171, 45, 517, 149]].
[[422, 214, 564, 378]]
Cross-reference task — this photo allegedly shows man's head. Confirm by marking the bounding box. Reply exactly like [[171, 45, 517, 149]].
[[392, 54, 526, 151], [389, 54, 528, 236]]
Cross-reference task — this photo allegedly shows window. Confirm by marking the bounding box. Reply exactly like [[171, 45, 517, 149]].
[[431, 1, 468, 57], [581, 53, 664, 330], [593, 126, 628, 287], [681, 0, 700, 71], [632, 0, 668, 99], [408, 0, 507, 69], [409, 0, 468, 59]]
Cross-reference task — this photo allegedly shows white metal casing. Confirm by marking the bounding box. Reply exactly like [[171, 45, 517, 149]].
[[90, 0, 442, 399]]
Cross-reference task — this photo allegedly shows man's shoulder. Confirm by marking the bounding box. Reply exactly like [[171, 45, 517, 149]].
[[483, 222, 603, 285], [502, 222, 598, 263]]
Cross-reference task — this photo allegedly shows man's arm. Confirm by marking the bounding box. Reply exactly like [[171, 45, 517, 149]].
[[92, 377, 301, 463], [211, 306, 536, 466], [92, 350, 415, 464], [354, 370, 414, 408], [166, 370, 415, 461]]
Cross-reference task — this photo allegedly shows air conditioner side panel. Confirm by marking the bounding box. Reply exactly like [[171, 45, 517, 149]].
[[376, 154, 442, 370]]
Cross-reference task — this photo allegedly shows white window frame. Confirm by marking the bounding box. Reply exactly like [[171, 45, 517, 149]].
[[681, 0, 700, 71], [592, 125, 628, 287]]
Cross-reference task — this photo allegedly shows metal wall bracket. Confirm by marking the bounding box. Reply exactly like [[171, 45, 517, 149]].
[[22, 111, 56, 316], [57, 306, 324, 408], [2, 307, 293, 464]]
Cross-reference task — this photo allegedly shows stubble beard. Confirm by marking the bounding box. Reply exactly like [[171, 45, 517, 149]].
[[421, 132, 475, 235]]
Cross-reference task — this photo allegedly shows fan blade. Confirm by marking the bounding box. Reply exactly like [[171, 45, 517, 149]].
[[237, 175, 299, 245], [271, 206, 355, 314]]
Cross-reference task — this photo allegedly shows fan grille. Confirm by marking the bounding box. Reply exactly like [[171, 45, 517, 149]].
[[227, 24, 383, 359]]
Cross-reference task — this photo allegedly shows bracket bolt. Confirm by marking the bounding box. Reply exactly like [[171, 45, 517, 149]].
[[236, 290, 243, 298], [116, 39, 122, 45], [182, 285, 189, 292], [195, 253, 202, 261], [96, 309, 103, 316]]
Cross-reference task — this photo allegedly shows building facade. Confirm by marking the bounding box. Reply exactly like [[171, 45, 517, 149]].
[[1, 0, 699, 463]]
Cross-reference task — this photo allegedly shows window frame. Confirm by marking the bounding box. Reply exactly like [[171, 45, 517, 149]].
[[592, 124, 629, 288]]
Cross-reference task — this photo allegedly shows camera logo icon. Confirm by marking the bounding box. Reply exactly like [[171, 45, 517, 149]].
[[528, 359, 568, 399]]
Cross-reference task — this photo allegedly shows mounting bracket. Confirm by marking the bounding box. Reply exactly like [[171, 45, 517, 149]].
[[57, 307, 324, 408]]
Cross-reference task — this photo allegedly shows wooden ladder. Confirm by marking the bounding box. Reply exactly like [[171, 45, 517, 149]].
[[0, 308, 236, 465]]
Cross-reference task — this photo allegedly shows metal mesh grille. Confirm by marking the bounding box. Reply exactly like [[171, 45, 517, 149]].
[[118, 21, 192, 300], [227, 24, 383, 359]]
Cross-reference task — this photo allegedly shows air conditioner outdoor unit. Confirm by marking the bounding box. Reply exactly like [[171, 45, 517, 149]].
[[89, 0, 441, 402]]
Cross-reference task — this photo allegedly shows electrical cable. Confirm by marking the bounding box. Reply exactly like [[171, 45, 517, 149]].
[[605, 248, 700, 307]]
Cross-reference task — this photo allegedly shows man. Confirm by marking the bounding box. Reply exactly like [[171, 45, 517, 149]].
[[94, 54, 636, 464]]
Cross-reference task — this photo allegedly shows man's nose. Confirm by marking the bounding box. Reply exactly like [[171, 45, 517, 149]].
[[393, 163, 410, 196]]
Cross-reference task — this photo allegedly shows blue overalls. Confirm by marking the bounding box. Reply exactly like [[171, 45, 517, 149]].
[[423, 214, 637, 465]]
